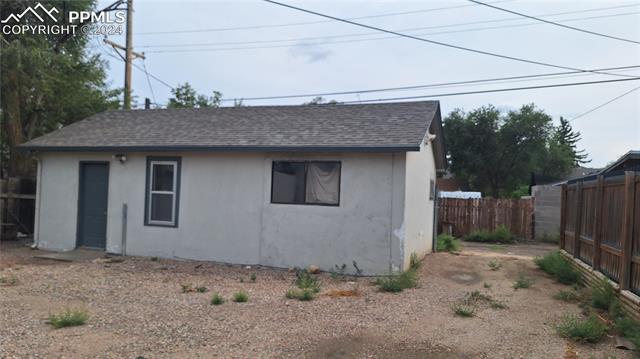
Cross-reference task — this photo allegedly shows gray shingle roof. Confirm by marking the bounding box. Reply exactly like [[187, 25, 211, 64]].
[[20, 101, 440, 152]]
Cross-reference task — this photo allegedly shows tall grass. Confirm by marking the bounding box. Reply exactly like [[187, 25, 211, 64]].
[[533, 251, 581, 285], [436, 234, 460, 252], [464, 225, 515, 244]]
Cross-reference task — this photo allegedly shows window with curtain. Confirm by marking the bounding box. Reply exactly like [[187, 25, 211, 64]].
[[271, 161, 341, 206], [145, 157, 181, 226]]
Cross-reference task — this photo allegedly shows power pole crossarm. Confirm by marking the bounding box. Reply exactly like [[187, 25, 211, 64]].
[[103, 38, 145, 59]]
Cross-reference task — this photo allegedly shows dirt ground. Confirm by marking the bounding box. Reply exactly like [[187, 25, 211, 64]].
[[0, 239, 632, 358]]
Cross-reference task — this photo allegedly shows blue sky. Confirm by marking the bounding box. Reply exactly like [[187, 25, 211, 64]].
[[93, 0, 640, 167]]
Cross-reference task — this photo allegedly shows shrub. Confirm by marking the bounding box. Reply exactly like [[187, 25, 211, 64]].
[[409, 253, 421, 270], [487, 260, 502, 271], [195, 286, 208, 293], [250, 273, 257, 282], [553, 290, 581, 302], [232, 291, 249, 303], [556, 314, 607, 343], [0, 273, 18, 286], [609, 300, 640, 350], [286, 288, 316, 301], [376, 270, 417, 293], [48, 309, 89, 329], [483, 282, 492, 289], [295, 269, 320, 293], [591, 278, 615, 311], [464, 226, 514, 244], [436, 234, 460, 252], [210, 294, 225, 305], [513, 274, 533, 290], [534, 251, 581, 285], [452, 304, 474, 317]]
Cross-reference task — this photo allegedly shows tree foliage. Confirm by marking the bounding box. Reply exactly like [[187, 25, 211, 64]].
[[167, 83, 221, 108], [554, 117, 590, 166], [444, 104, 580, 197], [1, 0, 121, 177]]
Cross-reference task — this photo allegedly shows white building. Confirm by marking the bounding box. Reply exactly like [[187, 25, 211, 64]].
[[21, 101, 446, 274]]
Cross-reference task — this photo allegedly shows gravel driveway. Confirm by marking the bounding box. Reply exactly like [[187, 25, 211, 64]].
[[0, 240, 631, 358]]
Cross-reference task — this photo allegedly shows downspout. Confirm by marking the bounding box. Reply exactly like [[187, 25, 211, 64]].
[[31, 155, 42, 249]]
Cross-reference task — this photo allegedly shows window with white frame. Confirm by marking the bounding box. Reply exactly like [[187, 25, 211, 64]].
[[145, 157, 181, 226]]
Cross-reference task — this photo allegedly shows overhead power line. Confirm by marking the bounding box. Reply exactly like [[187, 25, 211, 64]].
[[338, 77, 640, 104], [220, 65, 640, 102], [101, 45, 174, 90], [142, 11, 640, 52], [136, 0, 516, 35], [261, 0, 634, 79], [569, 85, 640, 122], [468, 0, 640, 45]]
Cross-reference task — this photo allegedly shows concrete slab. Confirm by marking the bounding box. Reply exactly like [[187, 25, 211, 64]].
[[34, 248, 106, 262]]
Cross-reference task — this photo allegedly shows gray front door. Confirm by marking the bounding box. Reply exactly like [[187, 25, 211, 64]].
[[77, 162, 109, 249]]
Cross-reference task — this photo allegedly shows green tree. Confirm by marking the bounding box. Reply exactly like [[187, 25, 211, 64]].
[[303, 96, 338, 105], [1, 0, 120, 177], [444, 104, 573, 197], [554, 117, 590, 165], [167, 83, 221, 108]]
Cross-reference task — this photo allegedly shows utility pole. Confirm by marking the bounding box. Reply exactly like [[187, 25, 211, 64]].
[[124, 0, 134, 110]]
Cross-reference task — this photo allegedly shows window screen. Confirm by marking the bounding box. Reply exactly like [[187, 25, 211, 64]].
[[271, 161, 340, 206], [146, 158, 181, 226]]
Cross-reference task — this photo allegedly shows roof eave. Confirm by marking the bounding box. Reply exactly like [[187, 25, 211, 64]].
[[17, 144, 421, 153]]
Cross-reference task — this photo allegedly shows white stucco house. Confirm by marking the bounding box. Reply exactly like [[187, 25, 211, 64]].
[[20, 101, 446, 274]]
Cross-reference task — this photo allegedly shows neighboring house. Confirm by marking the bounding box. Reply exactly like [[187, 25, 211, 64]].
[[20, 101, 446, 274]]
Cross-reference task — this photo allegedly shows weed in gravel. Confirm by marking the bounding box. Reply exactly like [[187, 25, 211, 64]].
[[409, 253, 421, 270], [591, 278, 615, 311], [48, 309, 89, 329], [452, 304, 475, 317], [0, 273, 18, 286], [556, 314, 607, 343], [534, 251, 581, 285], [295, 269, 320, 293], [330, 264, 347, 279], [609, 300, 640, 350], [352, 261, 364, 276], [181, 283, 194, 293], [195, 286, 208, 293], [464, 290, 506, 309], [286, 288, 316, 301], [436, 234, 460, 252], [233, 291, 249, 303], [483, 282, 492, 289], [554, 290, 581, 303], [250, 273, 257, 282], [150, 256, 159, 261], [513, 274, 533, 290], [376, 270, 417, 293], [487, 260, 502, 271], [490, 301, 507, 309], [210, 294, 225, 305]]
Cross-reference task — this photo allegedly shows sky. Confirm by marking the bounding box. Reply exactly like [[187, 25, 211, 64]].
[[93, 0, 640, 168]]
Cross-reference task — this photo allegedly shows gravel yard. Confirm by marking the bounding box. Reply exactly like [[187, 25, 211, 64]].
[[0, 240, 631, 358]]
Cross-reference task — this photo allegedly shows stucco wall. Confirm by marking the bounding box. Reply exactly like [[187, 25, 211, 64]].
[[532, 184, 561, 241], [35, 151, 409, 274], [402, 140, 437, 269]]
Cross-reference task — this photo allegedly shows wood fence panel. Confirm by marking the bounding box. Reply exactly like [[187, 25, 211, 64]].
[[438, 197, 533, 240], [562, 172, 638, 291]]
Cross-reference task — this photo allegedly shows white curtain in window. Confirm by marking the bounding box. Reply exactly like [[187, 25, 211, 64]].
[[305, 163, 340, 204]]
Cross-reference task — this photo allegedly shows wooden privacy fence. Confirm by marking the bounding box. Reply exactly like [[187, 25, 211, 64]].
[[0, 177, 36, 240], [438, 198, 534, 240], [561, 171, 639, 296]]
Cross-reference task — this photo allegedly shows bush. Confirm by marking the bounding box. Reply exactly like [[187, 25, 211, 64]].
[[295, 269, 320, 293], [48, 309, 89, 329], [210, 294, 225, 305], [464, 225, 515, 244], [436, 234, 460, 252], [232, 291, 249, 303], [487, 260, 502, 271], [556, 314, 607, 343], [591, 278, 615, 311], [452, 304, 474, 317], [286, 288, 316, 301], [513, 274, 533, 290], [376, 270, 418, 293], [250, 273, 257, 282], [534, 251, 581, 285], [553, 290, 581, 302], [609, 300, 640, 350]]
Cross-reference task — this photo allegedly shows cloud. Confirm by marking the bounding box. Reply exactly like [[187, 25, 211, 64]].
[[288, 42, 332, 63]]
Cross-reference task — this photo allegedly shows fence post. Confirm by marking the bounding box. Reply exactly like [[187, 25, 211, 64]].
[[620, 171, 636, 290], [573, 181, 583, 259], [559, 184, 567, 250], [592, 175, 604, 270]]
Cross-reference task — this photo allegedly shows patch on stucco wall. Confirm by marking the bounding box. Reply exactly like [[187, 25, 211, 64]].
[[393, 221, 405, 240]]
